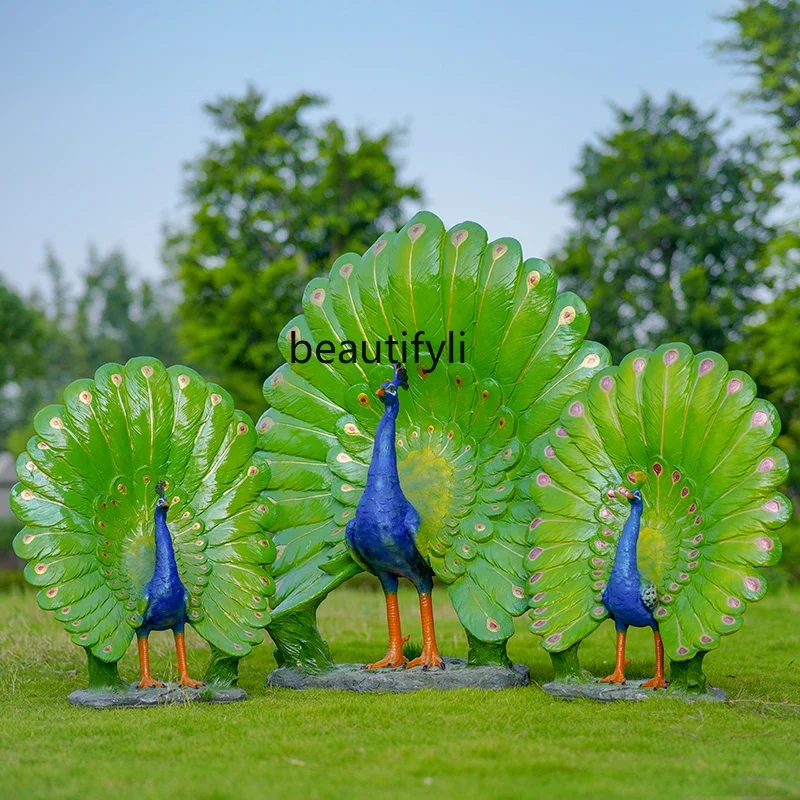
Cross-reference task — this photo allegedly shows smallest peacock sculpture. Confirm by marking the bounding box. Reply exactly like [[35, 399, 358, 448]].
[[136, 481, 202, 689], [601, 479, 666, 689], [345, 363, 444, 670]]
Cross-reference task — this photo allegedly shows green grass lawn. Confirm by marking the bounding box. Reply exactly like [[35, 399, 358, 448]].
[[1, 583, 799, 799]]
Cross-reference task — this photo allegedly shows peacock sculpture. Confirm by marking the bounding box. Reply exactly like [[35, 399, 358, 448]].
[[345, 362, 443, 670], [525, 344, 789, 694], [12, 357, 276, 700], [257, 210, 611, 673]]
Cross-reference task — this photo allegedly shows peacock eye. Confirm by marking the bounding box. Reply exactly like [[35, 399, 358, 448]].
[[386, 386, 396, 395]]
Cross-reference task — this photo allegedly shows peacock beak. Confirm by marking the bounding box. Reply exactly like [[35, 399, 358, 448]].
[[375, 387, 385, 397], [619, 488, 634, 501]]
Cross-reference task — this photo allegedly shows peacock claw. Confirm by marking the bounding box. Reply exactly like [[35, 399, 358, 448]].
[[406, 652, 445, 670], [179, 676, 205, 689], [641, 676, 668, 690], [138, 677, 164, 690], [362, 653, 408, 670]]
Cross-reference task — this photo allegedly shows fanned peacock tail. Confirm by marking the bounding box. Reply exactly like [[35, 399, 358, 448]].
[[525, 343, 789, 663], [257, 211, 610, 660], [12, 357, 276, 664]]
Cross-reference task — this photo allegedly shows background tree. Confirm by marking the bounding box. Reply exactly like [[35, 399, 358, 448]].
[[165, 88, 422, 417], [549, 93, 783, 356], [717, 0, 800, 171]]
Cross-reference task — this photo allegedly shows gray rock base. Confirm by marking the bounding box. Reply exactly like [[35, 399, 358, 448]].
[[267, 657, 529, 692], [68, 682, 247, 708], [542, 679, 727, 703]]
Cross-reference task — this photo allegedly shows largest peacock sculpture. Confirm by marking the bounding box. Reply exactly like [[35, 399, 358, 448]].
[[257, 210, 611, 672], [525, 343, 789, 694], [12, 357, 276, 699]]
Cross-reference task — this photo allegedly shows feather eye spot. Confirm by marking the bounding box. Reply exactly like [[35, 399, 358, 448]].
[[448, 431, 455, 440], [582, 353, 601, 369], [600, 376, 614, 392], [763, 499, 780, 513], [529, 571, 542, 584], [722, 615, 736, 625], [474, 522, 486, 533], [591, 557, 604, 567], [248, 466, 259, 477], [102, 645, 112, 652], [357, 393, 369, 405], [530, 518, 542, 530], [699, 358, 714, 375], [344, 423, 359, 435], [528, 547, 543, 561], [527, 270, 541, 289], [727, 379, 742, 394], [568, 401, 584, 417], [177, 374, 190, 388], [210, 393, 222, 406], [484, 618, 499, 633], [756, 536, 774, 551], [79, 390, 92, 404], [544, 445, 555, 459], [758, 457, 775, 472], [672, 470, 681, 483], [595, 540, 609, 550], [681, 487, 689, 498], [652, 463, 663, 476], [727, 597, 741, 609], [546, 633, 562, 645], [633, 358, 646, 374], [451, 229, 469, 246], [141, 365, 154, 378], [533, 606, 547, 616], [21, 489, 34, 501], [556, 426, 568, 438], [427, 425, 434, 434], [46, 586, 58, 598], [599, 508, 613, 520], [663, 349, 679, 365], [481, 390, 489, 401], [336, 452, 352, 464], [744, 577, 761, 592], [310, 288, 326, 306], [532, 592, 545, 603], [341, 483, 355, 492], [602, 528, 614, 538], [751, 410, 769, 427], [49, 417, 64, 429], [339, 262, 354, 278], [688, 561, 698, 569], [142, 475, 151, 485], [37, 441, 49, 450], [79, 633, 89, 640], [592, 606, 605, 617], [192, 522, 201, 531], [512, 586, 525, 599], [455, 375, 463, 387], [532, 619, 547, 629], [700, 635, 714, 645], [492, 243, 508, 260], [72, 620, 80, 627], [676, 646, 690, 656], [408, 223, 426, 242], [237, 423, 248, 435], [688, 503, 697, 513], [412, 431, 419, 439], [396, 438, 404, 447], [111, 373, 123, 386], [536, 473, 551, 487], [374, 239, 388, 254], [558, 306, 576, 325], [679, 572, 689, 581], [22, 533, 34, 544]]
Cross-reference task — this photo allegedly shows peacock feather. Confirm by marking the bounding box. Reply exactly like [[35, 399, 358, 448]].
[[12, 357, 276, 678], [257, 211, 610, 667], [525, 343, 789, 673]]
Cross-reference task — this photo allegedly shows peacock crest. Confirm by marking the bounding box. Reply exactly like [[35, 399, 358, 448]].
[[525, 343, 789, 662], [12, 357, 276, 663], [257, 211, 610, 647]]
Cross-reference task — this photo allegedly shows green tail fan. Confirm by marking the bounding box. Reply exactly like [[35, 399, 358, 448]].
[[12, 358, 275, 690], [525, 343, 789, 686], [257, 211, 609, 671]]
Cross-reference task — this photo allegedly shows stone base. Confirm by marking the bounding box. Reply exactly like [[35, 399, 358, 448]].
[[68, 682, 247, 709], [267, 657, 529, 692], [542, 679, 727, 703]]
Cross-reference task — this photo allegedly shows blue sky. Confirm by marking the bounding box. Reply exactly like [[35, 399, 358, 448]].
[[0, 0, 747, 295]]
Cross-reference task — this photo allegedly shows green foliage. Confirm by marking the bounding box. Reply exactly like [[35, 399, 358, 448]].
[[526, 344, 789, 661], [550, 93, 783, 357], [11, 357, 275, 661], [717, 0, 800, 167], [165, 87, 422, 419], [258, 210, 609, 652]]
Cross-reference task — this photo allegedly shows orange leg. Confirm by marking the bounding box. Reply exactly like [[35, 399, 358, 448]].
[[174, 631, 204, 688], [137, 635, 164, 689], [641, 630, 667, 689], [600, 630, 630, 684], [363, 592, 409, 669], [406, 592, 444, 670]]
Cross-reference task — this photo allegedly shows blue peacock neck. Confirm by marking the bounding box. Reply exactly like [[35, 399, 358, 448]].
[[153, 507, 180, 583], [366, 402, 401, 494], [610, 500, 644, 583]]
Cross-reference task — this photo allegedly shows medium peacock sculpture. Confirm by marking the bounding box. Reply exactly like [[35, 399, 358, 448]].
[[12, 357, 275, 697], [525, 344, 789, 693], [257, 210, 611, 672]]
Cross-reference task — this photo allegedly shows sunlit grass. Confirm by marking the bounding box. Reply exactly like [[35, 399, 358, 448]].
[[0, 583, 798, 799]]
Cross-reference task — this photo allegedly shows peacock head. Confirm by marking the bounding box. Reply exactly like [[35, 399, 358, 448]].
[[618, 487, 643, 508], [375, 362, 409, 407], [154, 480, 170, 518]]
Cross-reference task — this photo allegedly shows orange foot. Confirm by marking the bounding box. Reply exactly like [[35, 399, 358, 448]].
[[179, 675, 205, 689], [641, 675, 667, 690], [138, 677, 164, 689], [599, 658, 630, 684], [406, 651, 445, 671], [363, 652, 408, 670]]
